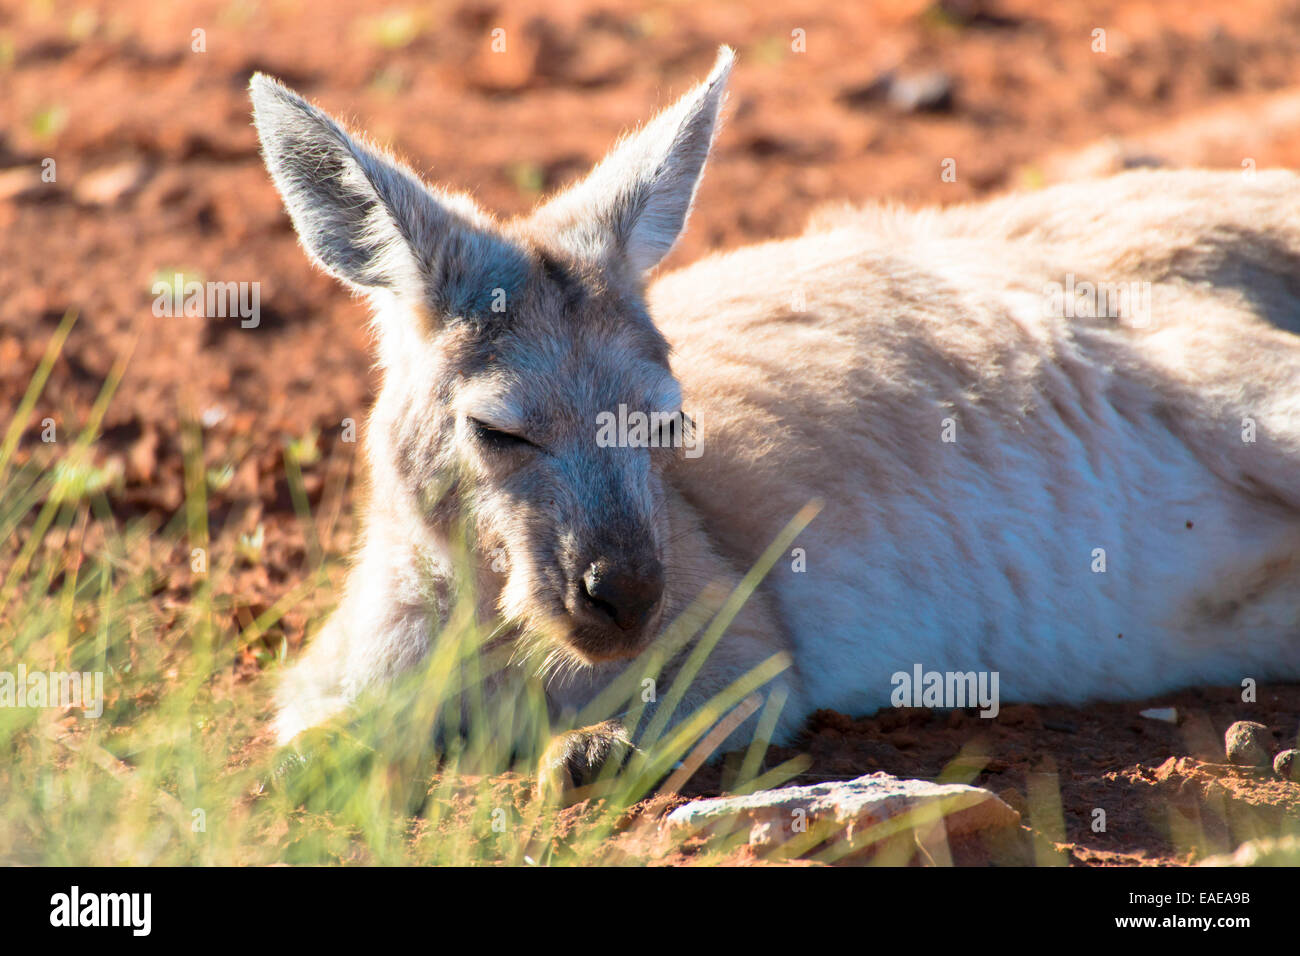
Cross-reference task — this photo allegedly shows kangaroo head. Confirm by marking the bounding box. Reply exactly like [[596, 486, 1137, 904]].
[[250, 48, 732, 665]]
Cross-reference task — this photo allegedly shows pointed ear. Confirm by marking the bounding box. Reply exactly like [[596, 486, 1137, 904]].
[[530, 47, 734, 274], [249, 75, 529, 314]]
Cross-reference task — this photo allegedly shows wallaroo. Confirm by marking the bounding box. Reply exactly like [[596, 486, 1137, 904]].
[[251, 47, 1300, 800]]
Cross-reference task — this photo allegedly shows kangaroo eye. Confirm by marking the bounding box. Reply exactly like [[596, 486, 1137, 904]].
[[467, 417, 536, 452]]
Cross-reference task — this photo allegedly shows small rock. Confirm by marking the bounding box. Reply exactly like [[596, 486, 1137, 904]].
[[200, 405, 227, 429], [1139, 706, 1178, 724], [1274, 749, 1299, 782], [663, 772, 1019, 855], [840, 71, 956, 115], [887, 71, 955, 113], [74, 160, 150, 206], [126, 426, 159, 484], [0, 166, 46, 202], [1224, 720, 1271, 767]]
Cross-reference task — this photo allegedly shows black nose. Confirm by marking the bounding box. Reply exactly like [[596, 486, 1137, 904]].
[[579, 558, 664, 631]]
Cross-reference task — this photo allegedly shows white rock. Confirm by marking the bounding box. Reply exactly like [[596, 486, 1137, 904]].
[[0, 166, 44, 202], [74, 160, 149, 206], [664, 772, 1020, 850], [1139, 707, 1179, 724]]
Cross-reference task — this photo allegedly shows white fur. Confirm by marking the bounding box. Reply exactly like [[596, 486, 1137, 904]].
[[256, 55, 1300, 753]]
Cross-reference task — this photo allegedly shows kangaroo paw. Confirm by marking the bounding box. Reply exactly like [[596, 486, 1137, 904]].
[[535, 719, 636, 806]]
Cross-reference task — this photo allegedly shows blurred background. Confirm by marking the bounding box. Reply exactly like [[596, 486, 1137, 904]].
[[4, 0, 1300, 639]]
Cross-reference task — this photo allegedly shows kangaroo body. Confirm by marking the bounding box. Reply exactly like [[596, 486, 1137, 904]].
[[252, 53, 1300, 787], [648, 170, 1300, 724]]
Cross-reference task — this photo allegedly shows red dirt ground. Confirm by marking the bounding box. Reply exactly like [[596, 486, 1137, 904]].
[[4, 0, 1300, 864]]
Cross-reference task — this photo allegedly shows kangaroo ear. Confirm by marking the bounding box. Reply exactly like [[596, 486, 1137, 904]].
[[530, 46, 734, 275], [250, 75, 528, 313]]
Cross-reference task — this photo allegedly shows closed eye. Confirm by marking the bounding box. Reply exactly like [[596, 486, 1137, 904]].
[[467, 417, 537, 452]]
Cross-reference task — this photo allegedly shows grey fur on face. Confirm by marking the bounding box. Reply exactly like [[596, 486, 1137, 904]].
[[250, 50, 734, 712]]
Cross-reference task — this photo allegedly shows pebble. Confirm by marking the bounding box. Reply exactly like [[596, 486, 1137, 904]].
[[1139, 707, 1178, 724], [1224, 720, 1271, 767], [887, 71, 955, 113], [1274, 749, 1299, 781]]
